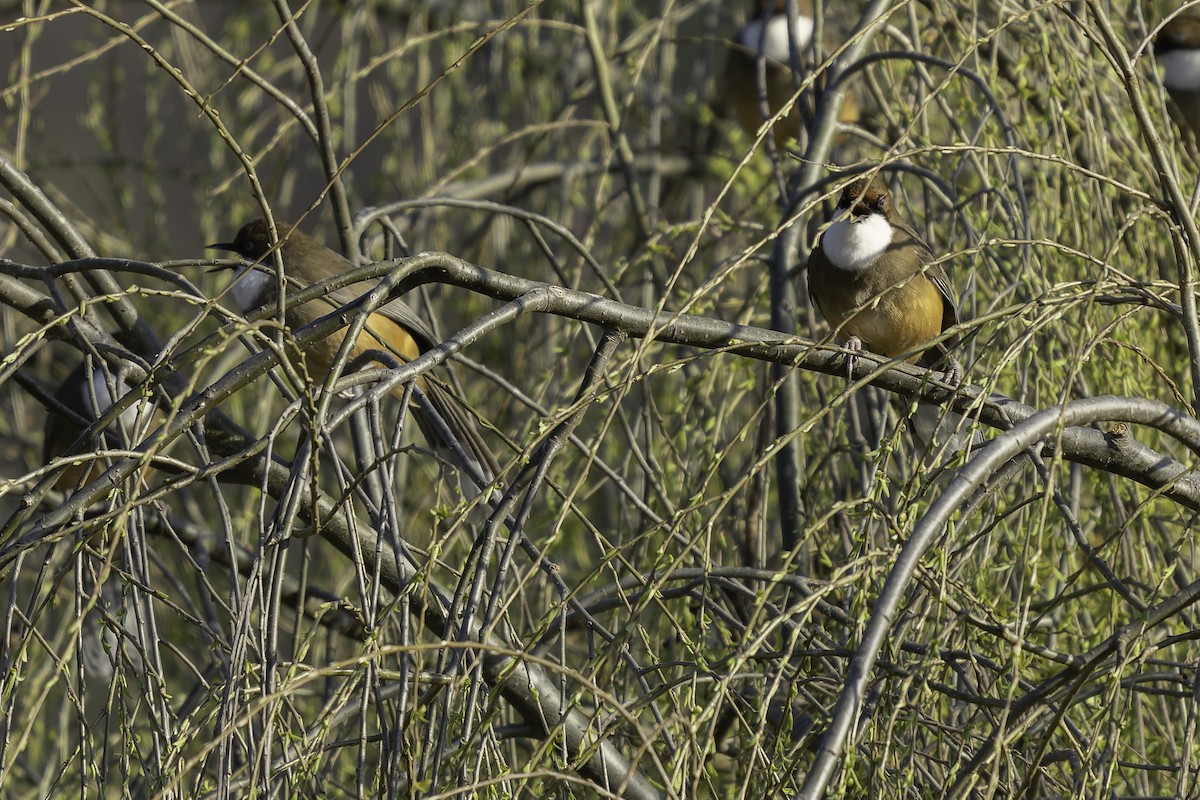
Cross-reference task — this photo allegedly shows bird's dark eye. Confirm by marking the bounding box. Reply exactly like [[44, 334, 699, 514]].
[[872, 197, 885, 212], [240, 240, 256, 256]]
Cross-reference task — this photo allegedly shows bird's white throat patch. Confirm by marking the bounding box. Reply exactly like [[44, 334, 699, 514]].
[[229, 266, 273, 313], [1162, 48, 1200, 91], [738, 14, 814, 63], [87, 370, 148, 432], [821, 213, 894, 272]]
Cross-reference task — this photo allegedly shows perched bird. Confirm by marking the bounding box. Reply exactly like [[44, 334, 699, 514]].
[[208, 220, 497, 502], [724, 0, 859, 147], [807, 174, 976, 452], [43, 352, 153, 491], [1155, 13, 1200, 142]]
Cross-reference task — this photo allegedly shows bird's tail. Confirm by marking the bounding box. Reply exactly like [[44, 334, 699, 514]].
[[911, 400, 983, 458], [909, 348, 982, 458], [413, 381, 499, 514]]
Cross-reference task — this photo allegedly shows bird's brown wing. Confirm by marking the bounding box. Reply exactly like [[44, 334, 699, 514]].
[[805, 244, 840, 331], [894, 220, 958, 328], [316, 278, 442, 352], [890, 220, 962, 367], [927, 260, 960, 343], [317, 277, 499, 493]]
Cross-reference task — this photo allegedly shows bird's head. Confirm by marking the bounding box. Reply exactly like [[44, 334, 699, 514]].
[[207, 219, 294, 263]]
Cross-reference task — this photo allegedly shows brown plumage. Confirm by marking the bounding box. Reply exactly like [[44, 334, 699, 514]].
[[209, 220, 498, 495], [1155, 14, 1200, 142], [808, 175, 976, 452], [807, 175, 957, 368], [724, 0, 859, 147]]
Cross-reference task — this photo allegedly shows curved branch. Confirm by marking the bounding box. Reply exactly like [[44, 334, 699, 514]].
[[796, 396, 1200, 799]]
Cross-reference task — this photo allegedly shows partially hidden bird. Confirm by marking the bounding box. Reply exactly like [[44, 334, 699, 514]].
[[1155, 13, 1200, 142], [806, 174, 979, 453], [208, 219, 498, 503], [43, 350, 154, 491], [724, 0, 859, 147]]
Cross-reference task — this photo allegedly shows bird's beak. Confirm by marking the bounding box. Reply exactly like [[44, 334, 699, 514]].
[[207, 242, 241, 273]]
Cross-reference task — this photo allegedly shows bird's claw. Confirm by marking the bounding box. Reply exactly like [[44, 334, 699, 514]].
[[844, 336, 863, 382], [941, 358, 963, 387]]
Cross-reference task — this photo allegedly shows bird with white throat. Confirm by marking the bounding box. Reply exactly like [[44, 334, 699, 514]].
[[807, 174, 979, 454], [724, 0, 860, 147], [1156, 13, 1200, 143]]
